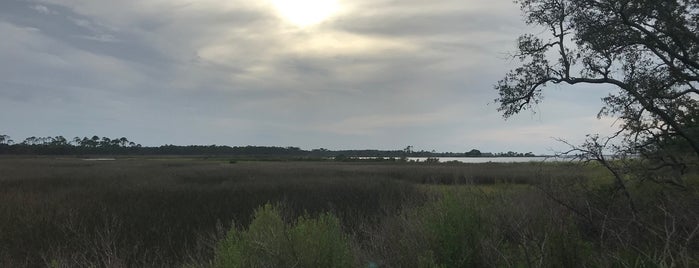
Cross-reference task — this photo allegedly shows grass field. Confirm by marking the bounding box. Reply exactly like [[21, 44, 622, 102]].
[[0, 156, 696, 267]]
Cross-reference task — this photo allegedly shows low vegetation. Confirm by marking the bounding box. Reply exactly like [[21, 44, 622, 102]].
[[214, 204, 353, 268], [0, 157, 696, 267]]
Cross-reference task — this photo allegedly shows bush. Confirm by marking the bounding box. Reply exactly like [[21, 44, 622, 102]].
[[288, 213, 353, 267], [418, 193, 487, 267], [424, 157, 440, 164], [214, 204, 353, 268], [361, 188, 491, 267], [364, 186, 600, 267], [215, 204, 287, 268]]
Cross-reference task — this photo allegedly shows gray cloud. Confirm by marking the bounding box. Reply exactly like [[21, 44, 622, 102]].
[[30, 4, 52, 14], [0, 0, 617, 153]]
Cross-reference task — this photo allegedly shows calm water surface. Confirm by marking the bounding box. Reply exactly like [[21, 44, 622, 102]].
[[406, 157, 567, 163]]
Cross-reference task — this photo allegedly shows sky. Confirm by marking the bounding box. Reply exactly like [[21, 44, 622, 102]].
[[0, 0, 620, 154]]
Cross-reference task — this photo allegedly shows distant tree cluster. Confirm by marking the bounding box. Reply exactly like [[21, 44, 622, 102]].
[[0, 134, 539, 157], [0, 134, 311, 156], [494, 151, 536, 157], [0, 135, 141, 155]]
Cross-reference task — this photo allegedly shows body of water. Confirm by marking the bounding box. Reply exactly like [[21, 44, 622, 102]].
[[355, 156, 569, 163], [82, 158, 117, 161]]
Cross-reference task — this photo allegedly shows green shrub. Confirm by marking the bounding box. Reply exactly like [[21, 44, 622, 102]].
[[420, 193, 487, 268], [366, 188, 490, 267], [214, 203, 288, 268], [214, 204, 353, 268], [288, 213, 353, 267]]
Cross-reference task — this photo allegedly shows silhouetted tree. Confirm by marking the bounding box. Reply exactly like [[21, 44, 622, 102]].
[[117, 137, 130, 147], [22, 136, 39, 146], [498, 2, 699, 263], [497, 0, 698, 171], [71, 137, 81, 146], [465, 149, 482, 157], [51, 136, 68, 146]]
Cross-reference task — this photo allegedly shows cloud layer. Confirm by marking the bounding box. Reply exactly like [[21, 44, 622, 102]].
[[0, 0, 618, 153]]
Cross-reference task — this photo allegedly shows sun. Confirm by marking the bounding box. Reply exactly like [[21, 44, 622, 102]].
[[270, 0, 340, 27]]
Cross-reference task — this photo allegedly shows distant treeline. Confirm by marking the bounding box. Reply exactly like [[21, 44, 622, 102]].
[[0, 134, 536, 157]]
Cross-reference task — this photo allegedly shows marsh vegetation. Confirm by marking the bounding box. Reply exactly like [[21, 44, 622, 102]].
[[0, 157, 696, 267]]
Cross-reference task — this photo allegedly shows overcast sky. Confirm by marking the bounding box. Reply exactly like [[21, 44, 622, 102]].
[[0, 0, 620, 153]]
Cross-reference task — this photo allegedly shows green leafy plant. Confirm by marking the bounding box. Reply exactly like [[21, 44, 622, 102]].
[[214, 203, 353, 268]]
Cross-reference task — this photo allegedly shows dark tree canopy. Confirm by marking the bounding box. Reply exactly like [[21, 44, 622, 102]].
[[496, 0, 699, 163]]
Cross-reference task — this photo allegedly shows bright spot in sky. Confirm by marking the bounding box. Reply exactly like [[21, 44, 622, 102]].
[[270, 0, 340, 27]]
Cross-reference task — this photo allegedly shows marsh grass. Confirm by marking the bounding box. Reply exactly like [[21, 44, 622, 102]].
[[2, 157, 695, 267], [0, 158, 421, 266]]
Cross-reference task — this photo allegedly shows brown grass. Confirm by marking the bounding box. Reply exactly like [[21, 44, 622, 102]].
[[0, 156, 615, 266]]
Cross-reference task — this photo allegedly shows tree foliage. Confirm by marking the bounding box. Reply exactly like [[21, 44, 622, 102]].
[[496, 0, 699, 167], [498, 3, 699, 263]]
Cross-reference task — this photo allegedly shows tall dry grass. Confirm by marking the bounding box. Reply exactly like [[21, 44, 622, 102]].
[[3, 157, 692, 267]]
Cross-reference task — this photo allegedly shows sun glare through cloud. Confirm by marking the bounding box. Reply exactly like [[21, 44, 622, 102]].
[[269, 0, 340, 27], [0, 0, 614, 153]]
